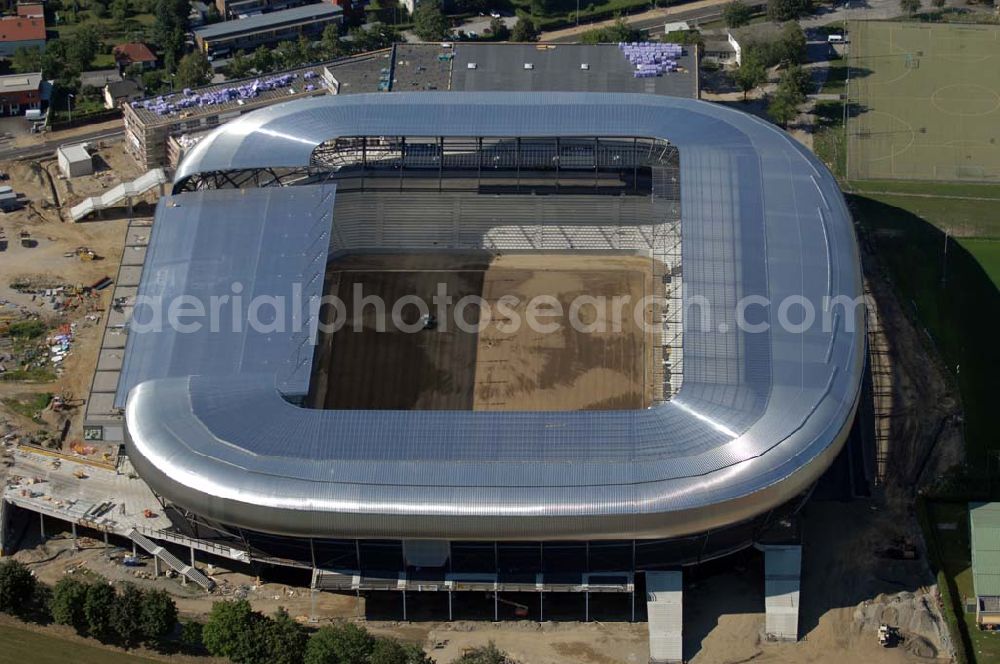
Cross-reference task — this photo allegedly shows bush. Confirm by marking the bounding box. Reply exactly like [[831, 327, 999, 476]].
[[766, 0, 811, 21], [140, 588, 178, 645], [202, 600, 272, 664], [370, 637, 434, 663], [305, 622, 376, 664], [511, 17, 538, 42], [83, 582, 118, 642], [179, 620, 204, 652], [723, 0, 753, 27], [50, 577, 89, 631], [453, 641, 517, 664], [267, 608, 307, 664], [6, 319, 46, 339], [111, 582, 145, 648], [0, 559, 37, 616]]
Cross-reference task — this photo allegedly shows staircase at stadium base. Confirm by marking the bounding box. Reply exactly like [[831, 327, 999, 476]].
[[70, 168, 169, 222], [126, 527, 215, 590]]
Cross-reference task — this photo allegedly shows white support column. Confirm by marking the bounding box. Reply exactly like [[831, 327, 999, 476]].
[[645, 571, 682, 664], [760, 544, 802, 642], [0, 500, 7, 556]]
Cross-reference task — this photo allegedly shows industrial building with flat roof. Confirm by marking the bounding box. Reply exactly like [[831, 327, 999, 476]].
[[971, 502, 1000, 627], [123, 42, 698, 169], [193, 2, 344, 56]]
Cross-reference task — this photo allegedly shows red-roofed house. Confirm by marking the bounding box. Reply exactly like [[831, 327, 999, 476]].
[[113, 42, 158, 70], [17, 2, 45, 18], [0, 15, 45, 57]]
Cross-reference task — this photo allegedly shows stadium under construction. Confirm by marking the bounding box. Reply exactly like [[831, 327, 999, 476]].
[[4, 91, 867, 661]]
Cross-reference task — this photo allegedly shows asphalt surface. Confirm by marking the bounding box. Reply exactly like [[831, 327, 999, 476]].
[[0, 128, 125, 162]]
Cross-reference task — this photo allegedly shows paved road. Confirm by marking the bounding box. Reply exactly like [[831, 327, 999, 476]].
[[0, 127, 124, 162], [541, 0, 766, 42], [540, 0, 904, 42]]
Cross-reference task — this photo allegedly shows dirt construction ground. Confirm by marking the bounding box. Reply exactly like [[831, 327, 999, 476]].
[[310, 251, 655, 411]]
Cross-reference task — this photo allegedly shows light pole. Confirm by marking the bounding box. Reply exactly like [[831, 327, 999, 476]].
[[67, 93, 74, 123]]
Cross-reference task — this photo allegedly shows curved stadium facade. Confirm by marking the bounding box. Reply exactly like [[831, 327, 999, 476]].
[[120, 92, 864, 572]]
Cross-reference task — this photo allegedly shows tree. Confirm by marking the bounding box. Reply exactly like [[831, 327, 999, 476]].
[[732, 57, 767, 100], [348, 24, 401, 52], [111, 0, 131, 28], [228, 50, 254, 78], [154, 0, 189, 72], [511, 17, 538, 42], [111, 582, 145, 648], [66, 25, 100, 72], [266, 608, 308, 664], [779, 63, 811, 97], [412, 0, 450, 41], [766, 0, 810, 21], [582, 16, 642, 44], [370, 638, 435, 664], [175, 51, 211, 89], [251, 44, 276, 73], [179, 620, 204, 652], [0, 559, 36, 616], [11, 47, 42, 74], [489, 17, 510, 40], [453, 642, 516, 664], [767, 85, 800, 126], [776, 21, 806, 64], [767, 63, 807, 127], [321, 23, 347, 59], [51, 577, 89, 631], [84, 582, 118, 642], [140, 588, 178, 645], [900, 0, 921, 13], [202, 600, 271, 664], [930, 0, 945, 7], [723, 0, 753, 27], [304, 623, 376, 664]]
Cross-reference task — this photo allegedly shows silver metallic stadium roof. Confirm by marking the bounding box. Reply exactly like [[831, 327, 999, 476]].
[[125, 92, 864, 540]]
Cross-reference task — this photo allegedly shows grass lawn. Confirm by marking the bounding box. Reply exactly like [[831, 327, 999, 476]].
[[959, 239, 1000, 290], [859, 194, 1000, 238], [2, 393, 52, 421], [0, 623, 162, 664], [846, 20, 1000, 182], [849, 194, 1000, 464], [820, 55, 847, 96], [813, 100, 846, 178], [923, 501, 1000, 664], [848, 181, 1000, 200]]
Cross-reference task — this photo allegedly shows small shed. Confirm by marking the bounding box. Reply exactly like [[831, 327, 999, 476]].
[[57, 144, 93, 178], [970, 502, 1000, 626]]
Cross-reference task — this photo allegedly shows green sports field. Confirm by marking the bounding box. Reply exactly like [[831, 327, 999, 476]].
[[847, 21, 1000, 182]]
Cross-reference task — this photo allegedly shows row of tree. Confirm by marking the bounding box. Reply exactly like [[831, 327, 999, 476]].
[[0, 559, 176, 647], [730, 22, 807, 100], [0, 559, 518, 664], [198, 600, 519, 664]]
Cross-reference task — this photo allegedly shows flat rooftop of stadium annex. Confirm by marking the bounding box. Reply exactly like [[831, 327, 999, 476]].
[[125, 42, 698, 128], [120, 92, 864, 542]]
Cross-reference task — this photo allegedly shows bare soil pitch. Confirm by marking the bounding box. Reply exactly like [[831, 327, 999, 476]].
[[308, 251, 654, 412]]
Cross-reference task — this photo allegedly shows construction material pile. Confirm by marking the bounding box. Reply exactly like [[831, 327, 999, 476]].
[[619, 42, 682, 78], [133, 73, 304, 117]]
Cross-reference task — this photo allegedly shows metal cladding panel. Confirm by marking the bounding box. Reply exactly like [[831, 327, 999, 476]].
[[124, 92, 866, 540], [763, 545, 801, 641], [115, 185, 335, 408], [646, 571, 683, 663]]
